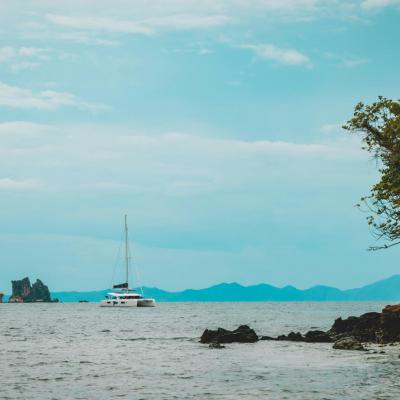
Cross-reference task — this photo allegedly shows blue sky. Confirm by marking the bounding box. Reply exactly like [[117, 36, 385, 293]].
[[0, 0, 400, 292]]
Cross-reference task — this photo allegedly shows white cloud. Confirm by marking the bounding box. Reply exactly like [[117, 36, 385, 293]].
[[0, 178, 41, 190], [324, 52, 368, 68], [240, 44, 311, 66], [11, 61, 40, 72], [45, 14, 154, 35], [0, 82, 108, 112], [0, 47, 15, 63], [0, 46, 50, 71], [140, 14, 233, 30], [0, 122, 365, 200], [0, 121, 53, 136], [361, 0, 400, 8], [45, 13, 233, 35]]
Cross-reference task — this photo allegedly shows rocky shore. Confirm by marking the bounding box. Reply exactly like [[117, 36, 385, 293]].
[[201, 304, 400, 351], [8, 277, 57, 303]]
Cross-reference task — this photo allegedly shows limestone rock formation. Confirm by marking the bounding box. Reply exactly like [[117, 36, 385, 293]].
[[200, 325, 259, 344], [9, 277, 52, 303]]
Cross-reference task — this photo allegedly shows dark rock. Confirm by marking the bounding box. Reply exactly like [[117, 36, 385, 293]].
[[333, 337, 365, 351], [277, 332, 304, 342], [304, 330, 333, 343], [260, 336, 275, 341], [329, 312, 381, 342], [0, 292, 3, 303], [383, 304, 400, 313], [379, 309, 400, 343], [9, 277, 52, 303], [200, 325, 259, 344], [209, 342, 226, 349], [329, 305, 400, 344]]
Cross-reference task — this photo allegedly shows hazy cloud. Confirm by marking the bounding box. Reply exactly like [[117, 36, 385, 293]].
[[0, 178, 41, 190], [0, 82, 109, 112], [45, 13, 233, 36], [240, 44, 311, 66], [361, 0, 400, 8]]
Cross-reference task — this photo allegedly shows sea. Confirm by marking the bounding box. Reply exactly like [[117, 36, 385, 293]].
[[1, 301, 399, 400]]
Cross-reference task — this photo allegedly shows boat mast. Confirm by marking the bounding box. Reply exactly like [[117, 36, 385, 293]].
[[125, 214, 129, 288]]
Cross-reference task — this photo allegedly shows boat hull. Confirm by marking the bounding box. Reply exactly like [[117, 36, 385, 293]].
[[137, 299, 156, 307], [99, 298, 156, 307]]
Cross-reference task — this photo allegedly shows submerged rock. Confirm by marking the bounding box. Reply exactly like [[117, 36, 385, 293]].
[[200, 325, 259, 344], [333, 337, 365, 351], [209, 342, 226, 349], [9, 277, 52, 303]]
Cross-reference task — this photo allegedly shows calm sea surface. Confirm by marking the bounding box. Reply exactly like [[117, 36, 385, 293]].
[[1, 302, 399, 400]]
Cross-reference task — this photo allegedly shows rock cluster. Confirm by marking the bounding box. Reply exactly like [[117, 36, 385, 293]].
[[9, 277, 52, 303], [260, 305, 400, 347], [268, 330, 333, 343], [201, 304, 400, 351], [200, 325, 259, 344], [0, 292, 3, 303], [329, 307, 400, 344]]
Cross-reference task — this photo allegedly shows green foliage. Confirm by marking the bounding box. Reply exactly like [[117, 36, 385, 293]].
[[343, 96, 400, 250]]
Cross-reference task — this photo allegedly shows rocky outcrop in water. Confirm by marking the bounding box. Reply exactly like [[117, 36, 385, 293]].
[[328, 306, 400, 344], [260, 304, 400, 346], [0, 292, 3, 303], [9, 277, 52, 303], [200, 325, 259, 344], [262, 330, 333, 343]]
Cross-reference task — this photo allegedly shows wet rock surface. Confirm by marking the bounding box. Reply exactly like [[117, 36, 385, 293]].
[[200, 325, 259, 344], [209, 342, 226, 349], [9, 277, 52, 303], [333, 337, 365, 351]]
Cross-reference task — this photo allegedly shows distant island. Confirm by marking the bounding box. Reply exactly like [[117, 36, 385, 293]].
[[3, 275, 400, 303], [7, 277, 57, 303]]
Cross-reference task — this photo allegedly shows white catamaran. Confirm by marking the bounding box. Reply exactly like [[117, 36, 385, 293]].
[[100, 215, 156, 307]]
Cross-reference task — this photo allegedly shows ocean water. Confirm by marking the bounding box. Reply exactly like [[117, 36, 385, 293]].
[[1, 302, 399, 400]]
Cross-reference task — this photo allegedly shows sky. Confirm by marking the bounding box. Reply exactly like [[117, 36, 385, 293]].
[[0, 0, 400, 292]]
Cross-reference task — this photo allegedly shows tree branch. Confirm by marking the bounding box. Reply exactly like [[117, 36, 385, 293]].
[[368, 240, 400, 251]]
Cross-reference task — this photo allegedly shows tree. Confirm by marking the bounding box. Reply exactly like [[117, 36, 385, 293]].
[[343, 96, 400, 250]]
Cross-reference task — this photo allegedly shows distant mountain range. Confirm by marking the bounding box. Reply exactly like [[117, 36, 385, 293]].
[[4, 274, 399, 303]]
